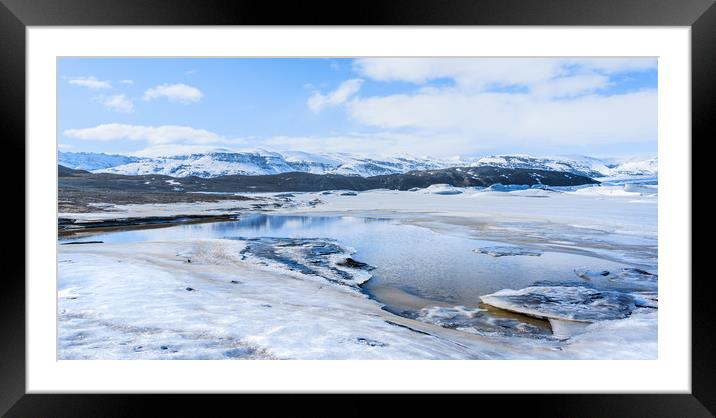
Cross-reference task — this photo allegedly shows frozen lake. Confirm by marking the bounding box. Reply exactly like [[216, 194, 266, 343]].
[[62, 214, 629, 315]]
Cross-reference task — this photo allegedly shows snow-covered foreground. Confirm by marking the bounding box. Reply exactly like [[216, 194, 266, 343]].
[[58, 181, 657, 359], [59, 239, 655, 359], [58, 239, 554, 359]]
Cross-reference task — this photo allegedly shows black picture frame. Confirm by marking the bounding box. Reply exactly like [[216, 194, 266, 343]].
[[1, 0, 711, 415]]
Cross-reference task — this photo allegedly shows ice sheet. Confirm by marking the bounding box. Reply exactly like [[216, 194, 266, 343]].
[[480, 286, 639, 322]]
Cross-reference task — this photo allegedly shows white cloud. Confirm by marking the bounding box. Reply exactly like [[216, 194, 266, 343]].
[[68, 76, 111, 90], [354, 58, 561, 90], [120, 79, 134, 85], [347, 90, 656, 145], [142, 83, 203, 104], [575, 58, 657, 74], [335, 58, 657, 153], [353, 58, 656, 91], [530, 74, 611, 98], [99, 94, 134, 113], [63, 123, 223, 144], [58, 143, 74, 151], [307, 79, 363, 112], [131, 144, 239, 158], [263, 132, 491, 157]]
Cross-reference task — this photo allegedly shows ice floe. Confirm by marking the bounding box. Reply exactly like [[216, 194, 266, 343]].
[[480, 285, 639, 323], [416, 305, 483, 326], [561, 308, 657, 358], [574, 267, 657, 292], [482, 183, 530, 192], [237, 237, 374, 288], [422, 184, 463, 195], [479, 281, 657, 339], [415, 305, 551, 338], [570, 183, 657, 198], [506, 188, 558, 198], [473, 246, 542, 257]]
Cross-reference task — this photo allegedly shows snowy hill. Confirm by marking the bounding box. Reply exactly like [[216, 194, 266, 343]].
[[63, 150, 449, 178], [57, 150, 657, 179], [467, 155, 658, 178], [605, 156, 659, 177], [58, 151, 140, 171]]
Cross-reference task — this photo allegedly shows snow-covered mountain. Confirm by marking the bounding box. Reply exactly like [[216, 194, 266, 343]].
[[605, 156, 659, 177], [57, 150, 657, 179], [466, 155, 658, 178], [58, 151, 140, 171], [62, 150, 449, 178]]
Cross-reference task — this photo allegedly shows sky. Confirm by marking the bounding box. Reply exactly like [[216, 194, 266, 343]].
[[58, 57, 657, 159]]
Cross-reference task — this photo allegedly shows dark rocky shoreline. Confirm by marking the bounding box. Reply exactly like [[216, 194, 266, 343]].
[[58, 214, 240, 236]]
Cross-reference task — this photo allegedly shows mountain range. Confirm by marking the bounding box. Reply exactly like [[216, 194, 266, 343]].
[[58, 150, 657, 179]]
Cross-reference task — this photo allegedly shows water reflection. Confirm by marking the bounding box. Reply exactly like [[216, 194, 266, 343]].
[[208, 214, 390, 235]]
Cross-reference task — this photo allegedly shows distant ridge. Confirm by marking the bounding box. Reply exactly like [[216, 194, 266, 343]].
[[58, 151, 140, 171], [58, 150, 657, 179]]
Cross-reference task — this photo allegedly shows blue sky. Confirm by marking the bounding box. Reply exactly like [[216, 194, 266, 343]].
[[58, 57, 657, 158]]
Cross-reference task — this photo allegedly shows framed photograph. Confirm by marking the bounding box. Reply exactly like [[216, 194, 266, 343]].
[[3, 0, 712, 415]]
